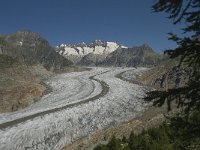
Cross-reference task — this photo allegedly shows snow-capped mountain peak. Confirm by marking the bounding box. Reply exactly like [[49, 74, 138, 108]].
[[56, 41, 127, 58]]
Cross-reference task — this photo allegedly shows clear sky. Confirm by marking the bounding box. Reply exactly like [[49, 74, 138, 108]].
[[0, 0, 183, 51]]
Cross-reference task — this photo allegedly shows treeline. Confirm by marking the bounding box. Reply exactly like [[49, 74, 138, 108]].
[[94, 111, 200, 150]]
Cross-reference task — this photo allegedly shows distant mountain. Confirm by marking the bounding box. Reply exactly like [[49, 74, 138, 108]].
[[101, 44, 163, 67], [56, 40, 127, 64], [56, 41, 163, 67], [0, 31, 73, 71]]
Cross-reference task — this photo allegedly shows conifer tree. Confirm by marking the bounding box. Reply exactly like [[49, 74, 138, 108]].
[[145, 0, 200, 114]]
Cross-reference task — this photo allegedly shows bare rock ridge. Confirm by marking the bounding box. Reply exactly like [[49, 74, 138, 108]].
[[56, 41, 163, 67], [1, 31, 73, 71]]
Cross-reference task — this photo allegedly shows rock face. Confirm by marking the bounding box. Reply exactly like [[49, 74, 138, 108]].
[[1, 31, 73, 71], [56, 40, 127, 65]]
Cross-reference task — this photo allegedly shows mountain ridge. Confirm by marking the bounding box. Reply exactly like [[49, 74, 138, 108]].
[[0, 31, 73, 71], [56, 40, 163, 67], [100, 44, 163, 67], [56, 40, 127, 63]]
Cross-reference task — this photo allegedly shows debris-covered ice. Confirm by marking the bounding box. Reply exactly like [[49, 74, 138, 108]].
[[0, 67, 149, 150]]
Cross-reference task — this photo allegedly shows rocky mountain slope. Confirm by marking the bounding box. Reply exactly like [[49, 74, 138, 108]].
[[0, 31, 74, 113], [136, 58, 191, 90], [1, 31, 73, 71], [101, 44, 163, 67], [0, 54, 52, 113]]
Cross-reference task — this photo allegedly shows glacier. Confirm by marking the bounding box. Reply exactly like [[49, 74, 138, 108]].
[[0, 67, 149, 150]]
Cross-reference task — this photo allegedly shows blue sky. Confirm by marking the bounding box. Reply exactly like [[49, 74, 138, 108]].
[[0, 0, 184, 51]]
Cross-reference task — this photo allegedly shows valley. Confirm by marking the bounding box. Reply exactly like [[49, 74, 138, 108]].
[[0, 31, 184, 150], [1, 0, 199, 149], [0, 67, 149, 150]]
